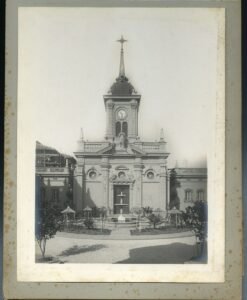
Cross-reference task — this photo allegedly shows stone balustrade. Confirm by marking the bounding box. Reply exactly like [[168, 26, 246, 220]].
[[36, 167, 69, 174], [134, 142, 167, 153], [84, 142, 110, 152]]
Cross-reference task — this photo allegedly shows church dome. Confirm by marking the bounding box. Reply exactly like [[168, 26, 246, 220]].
[[110, 75, 135, 96]]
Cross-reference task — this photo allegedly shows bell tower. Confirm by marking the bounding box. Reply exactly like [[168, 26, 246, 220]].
[[104, 36, 141, 143]]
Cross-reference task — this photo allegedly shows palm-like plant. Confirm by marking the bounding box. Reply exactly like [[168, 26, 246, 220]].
[[131, 207, 143, 231]]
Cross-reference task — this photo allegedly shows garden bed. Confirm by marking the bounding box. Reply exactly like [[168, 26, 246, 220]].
[[130, 227, 191, 235], [60, 227, 111, 235]]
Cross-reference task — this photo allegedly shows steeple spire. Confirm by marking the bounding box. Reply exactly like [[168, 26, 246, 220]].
[[117, 35, 127, 77], [108, 36, 136, 96]]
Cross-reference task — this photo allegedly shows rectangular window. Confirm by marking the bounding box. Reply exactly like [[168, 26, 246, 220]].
[[198, 190, 204, 201], [185, 190, 192, 202]]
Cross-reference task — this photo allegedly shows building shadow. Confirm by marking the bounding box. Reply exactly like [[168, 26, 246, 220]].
[[73, 179, 97, 212], [85, 188, 97, 209], [116, 243, 207, 264], [58, 244, 106, 257]]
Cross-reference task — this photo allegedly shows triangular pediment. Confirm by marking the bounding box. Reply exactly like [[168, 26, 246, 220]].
[[97, 144, 114, 154], [129, 144, 146, 155], [96, 143, 147, 156]]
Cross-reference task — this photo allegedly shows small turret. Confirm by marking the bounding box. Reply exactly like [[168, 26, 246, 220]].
[[77, 127, 85, 151], [160, 128, 165, 142]]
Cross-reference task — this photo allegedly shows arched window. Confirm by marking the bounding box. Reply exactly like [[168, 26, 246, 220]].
[[116, 122, 121, 136], [185, 189, 193, 202], [122, 122, 128, 136]]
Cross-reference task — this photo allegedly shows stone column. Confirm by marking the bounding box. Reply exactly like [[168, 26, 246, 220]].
[[105, 100, 114, 140], [129, 183, 134, 211], [134, 157, 143, 208], [159, 158, 167, 211], [166, 169, 171, 210], [109, 182, 114, 215], [130, 100, 138, 141], [100, 156, 111, 212]]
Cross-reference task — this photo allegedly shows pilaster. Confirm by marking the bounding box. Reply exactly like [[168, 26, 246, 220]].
[[100, 156, 111, 212], [129, 99, 138, 141], [166, 169, 171, 210], [73, 161, 85, 211], [134, 157, 144, 208], [159, 158, 167, 211], [129, 183, 134, 210], [105, 100, 114, 140]]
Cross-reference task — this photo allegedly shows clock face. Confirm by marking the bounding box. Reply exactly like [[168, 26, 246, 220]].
[[117, 109, 127, 120]]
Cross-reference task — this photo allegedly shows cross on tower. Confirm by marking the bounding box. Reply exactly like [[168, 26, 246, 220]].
[[117, 35, 127, 48]]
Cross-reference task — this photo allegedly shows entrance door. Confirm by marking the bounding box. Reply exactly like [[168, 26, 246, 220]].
[[113, 185, 129, 214]]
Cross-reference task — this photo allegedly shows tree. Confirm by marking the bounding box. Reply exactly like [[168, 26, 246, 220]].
[[131, 207, 143, 231], [142, 206, 153, 217], [35, 199, 60, 258], [147, 213, 162, 229], [91, 206, 98, 218], [169, 169, 181, 209], [182, 200, 208, 242]]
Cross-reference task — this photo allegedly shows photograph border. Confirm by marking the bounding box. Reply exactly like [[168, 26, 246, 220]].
[[4, 0, 242, 299]]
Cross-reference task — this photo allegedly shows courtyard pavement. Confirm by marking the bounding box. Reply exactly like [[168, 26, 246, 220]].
[[36, 230, 201, 264]]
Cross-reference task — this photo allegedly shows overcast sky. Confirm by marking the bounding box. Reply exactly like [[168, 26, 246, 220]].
[[18, 7, 220, 168]]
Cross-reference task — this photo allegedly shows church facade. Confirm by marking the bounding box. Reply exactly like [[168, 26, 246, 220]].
[[33, 37, 207, 215], [73, 37, 170, 215]]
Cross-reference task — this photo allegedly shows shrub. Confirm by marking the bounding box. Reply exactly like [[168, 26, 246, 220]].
[[147, 213, 163, 229], [83, 218, 94, 229], [131, 207, 143, 231], [142, 206, 153, 217], [98, 206, 107, 231]]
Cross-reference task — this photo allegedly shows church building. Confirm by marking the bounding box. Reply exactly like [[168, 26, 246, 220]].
[[73, 36, 171, 215]]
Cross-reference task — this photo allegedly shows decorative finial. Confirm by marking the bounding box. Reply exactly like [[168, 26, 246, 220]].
[[117, 35, 127, 77], [80, 128, 84, 140], [160, 128, 164, 141], [183, 159, 188, 168], [77, 128, 85, 151]]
